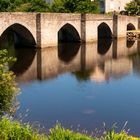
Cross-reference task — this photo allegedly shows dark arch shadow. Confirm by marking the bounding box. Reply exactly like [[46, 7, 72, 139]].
[[0, 23, 36, 48], [127, 39, 135, 48], [58, 43, 80, 63], [127, 23, 136, 31], [0, 24, 36, 76], [58, 23, 81, 43], [10, 48, 36, 76], [97, 22, 112, 55], [126, 23, 136, 48]]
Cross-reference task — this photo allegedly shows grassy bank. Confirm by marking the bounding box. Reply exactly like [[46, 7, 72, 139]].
[[0, 117, 139, 140]]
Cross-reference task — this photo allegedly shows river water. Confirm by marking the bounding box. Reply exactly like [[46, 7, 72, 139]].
[[1, 37, 140, 136]]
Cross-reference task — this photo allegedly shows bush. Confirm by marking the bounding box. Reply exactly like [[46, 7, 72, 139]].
[[0, 117, 139, 140], [0, 117, 47, 140], [0, 49, 19, 115]]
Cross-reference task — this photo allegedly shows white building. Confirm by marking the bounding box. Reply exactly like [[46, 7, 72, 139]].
[[100, 0, 132, 13]]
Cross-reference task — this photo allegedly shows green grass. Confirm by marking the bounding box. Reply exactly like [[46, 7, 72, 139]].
[[0, 117, 47, 140], [0, 117, 139, 140]]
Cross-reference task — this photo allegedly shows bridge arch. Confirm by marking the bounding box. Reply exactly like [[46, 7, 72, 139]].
[[127, 23, 136, 31], [97, 22, 112, 55], [98, 22, 112, 39], [58, 23, 81, 43], [0, 23, 36, 47]]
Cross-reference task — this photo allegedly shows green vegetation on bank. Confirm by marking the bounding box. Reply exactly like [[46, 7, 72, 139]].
[[0, 117, 139, 140], [0, 50, 19, 115], [0, 0, 99, 13]]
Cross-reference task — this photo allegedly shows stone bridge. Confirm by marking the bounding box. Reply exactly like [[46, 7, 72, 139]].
[[0, 12, 139, 48]]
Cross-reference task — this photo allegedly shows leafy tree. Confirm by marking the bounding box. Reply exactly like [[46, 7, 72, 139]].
[[25, 0, 50, 12], [0, 0, 11, 12], [0, 0, 51, 12], [125, 0, 140, 15], [0, 49, 19, 115], [51, 0, 100, 13], [75, 0, 99, 13]]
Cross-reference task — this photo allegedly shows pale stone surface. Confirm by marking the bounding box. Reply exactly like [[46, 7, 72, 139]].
[[0, 12, 139, 48]]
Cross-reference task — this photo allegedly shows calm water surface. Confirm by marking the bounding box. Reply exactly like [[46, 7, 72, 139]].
[[1, 36, 140, 136]]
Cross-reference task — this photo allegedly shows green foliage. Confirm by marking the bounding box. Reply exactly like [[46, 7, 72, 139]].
[[0, 118, 139, 140], [48, 123, 94, 140], [51, 0, 100, 13], [75, 0, 99, 13], [0, 0, 11, 12], [0, 0, 50, 12], [22, 0, 50, 12], [0, 117, 47, 140], [0, 49, 19, 115], [125, 0, 140, 15], [0, 0, 100, 13]]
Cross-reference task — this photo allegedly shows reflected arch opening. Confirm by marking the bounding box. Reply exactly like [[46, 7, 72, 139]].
[[126, 23, 136, 48]]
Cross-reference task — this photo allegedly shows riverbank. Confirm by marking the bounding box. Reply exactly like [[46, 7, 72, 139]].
[[0, 117, 139, 140]]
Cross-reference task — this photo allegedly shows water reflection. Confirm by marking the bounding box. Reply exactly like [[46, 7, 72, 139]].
[[98, 39, 112, 55], [58, 43, 80, 63], [4, 39, 138, 83], [127, 39, 135, 48]]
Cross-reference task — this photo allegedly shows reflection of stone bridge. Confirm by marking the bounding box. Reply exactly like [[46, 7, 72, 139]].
[[0, 13, 139, 48], [14, 39, 140, 82]]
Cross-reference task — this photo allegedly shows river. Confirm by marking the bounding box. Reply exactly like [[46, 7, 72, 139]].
[[1, 34, 140, 136]]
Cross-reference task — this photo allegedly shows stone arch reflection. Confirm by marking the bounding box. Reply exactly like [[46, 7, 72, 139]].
[[126, 23, 136, 48], [127, 40, 135, 48], [0, 24, 36, 76], [58, 43, 80, 63], [97, 22, 112, 55], [10, 48, 36, 76], [58, 23, 81, 43]]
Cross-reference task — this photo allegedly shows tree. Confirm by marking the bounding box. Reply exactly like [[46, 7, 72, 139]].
[[25, 0, 50, 12], [0, 49, 19, 115], [125, 0, 140, 15], [51, 0, 100, 13], [0, 0, 11, 12], [75, 0, 99, 13], [0, 0, 51, 12]]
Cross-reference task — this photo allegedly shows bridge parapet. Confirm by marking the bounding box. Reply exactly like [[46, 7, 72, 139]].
[[0, 12, 139, 48]]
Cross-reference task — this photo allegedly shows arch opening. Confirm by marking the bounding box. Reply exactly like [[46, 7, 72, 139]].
[[58, 23, 81, 43], [98, 22, 112, 39], [98, 23, 112, 55], [127, 23, 136, 31], [0, 23, 36, 48], [0, 24, 36, 77]]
